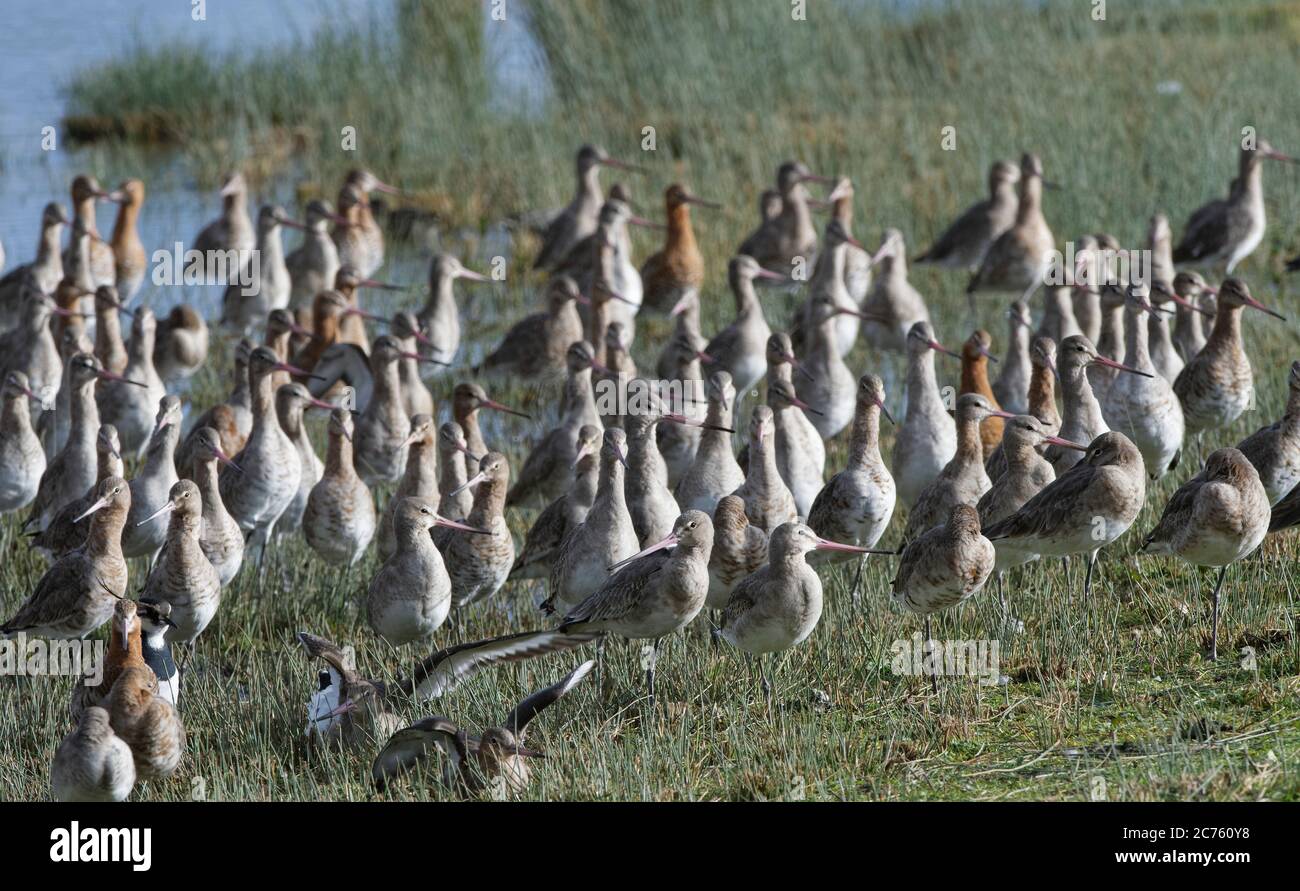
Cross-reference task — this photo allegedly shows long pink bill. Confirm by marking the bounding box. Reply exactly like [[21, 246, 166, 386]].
[[435, 515, 492, 535], [599, 157, 647, 174], [928, 339, 961, 359], [570, 440, 596, 469], [449, 470, 486, 498], [874, 397, 895, 425], [136, 500, 177, 527], [1043, 434, 1088, 452], [684, 194, 721, 210], [477, 396, 531, 420], [628, 216, 666, 231], [661, 412, 734, 433], [73, 496, 111, 524], [96, 369, 148, 388], [1091, 354, 1154, 379], [608, 533, 678, 572], [814, 535, 894, 555], [344, 308, 391, 326], [1166, 292, 1214, 317], [777, 389, 823, 417], [781, 351, 815, 383], [402, 349, 450, 367], [360, 279, 405, 291], [274, 360, 327, 383], [209, 445, 243, 472], [1243, 294, 1286, 321]]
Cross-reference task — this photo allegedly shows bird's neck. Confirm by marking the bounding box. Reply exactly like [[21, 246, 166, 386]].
[[402, 441, 438, 493], [1027, 364, 1056, 421], [960, 357, 990, 397], [1206, 305, 1242, 350], [195, 458, 224, 519], [666, 203, 696, 252], [848, 403, 882, 467], [955, 415, 982, 462], [110, 200, 140, 251], [1123, 309, 1151, 367], [325, 430, 355, 477], [71, 379, 99, 437], [565, 368, 597, 423], [1016, 176, 1042, 224]]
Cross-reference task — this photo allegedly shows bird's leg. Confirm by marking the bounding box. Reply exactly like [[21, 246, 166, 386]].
[[1082, 549, 1099, 598], [924, 614, 938, 695], [710, 609, 721, 646], [1209, 565, 1227, 661], [760, 653, 773, 704], [850, 554, 866, 603], [645, 637, 659, 713], [595, 636, 607, 703]]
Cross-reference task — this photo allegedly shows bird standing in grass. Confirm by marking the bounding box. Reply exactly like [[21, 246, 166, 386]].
[[722, 522, 886, 697], [891, 504, 995, 692], [983, 432, 1146, 598], [1140, 448, 1269, 660], [559, 511, 714, 709]]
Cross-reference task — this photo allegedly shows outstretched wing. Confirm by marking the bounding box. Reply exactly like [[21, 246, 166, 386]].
[[501, 660, 595, 740], [401, 629, 597, 701], [371, 717, 464, 791]]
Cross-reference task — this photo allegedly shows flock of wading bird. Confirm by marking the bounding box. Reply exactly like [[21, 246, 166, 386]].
[[3, 136, 1300, 801]]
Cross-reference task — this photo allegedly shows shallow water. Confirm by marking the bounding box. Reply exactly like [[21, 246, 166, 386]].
[[0, 0, 545, 325]]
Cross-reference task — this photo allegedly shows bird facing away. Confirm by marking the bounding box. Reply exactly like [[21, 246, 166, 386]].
[[1141, 448, 1269, 660]]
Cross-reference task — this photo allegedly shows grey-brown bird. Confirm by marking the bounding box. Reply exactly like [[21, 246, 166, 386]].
[[1141, 448, 1269, 660], [2, 477, 130, 640]]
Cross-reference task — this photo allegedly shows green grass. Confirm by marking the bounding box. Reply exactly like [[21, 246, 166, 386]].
[[2, 0, 1298, 801]]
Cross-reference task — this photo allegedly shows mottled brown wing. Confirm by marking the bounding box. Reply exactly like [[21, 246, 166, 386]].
[[1172, 199, 1229, 263], [982, 462, 1096, 542], [1, 555, 89, 634], [720, 565, 768, 630], [805, 475, 838, 535], [1142, 475, 1203, 550], [533, 212, 576, 271], [559, 552, 669, 630], [1271, 482, 1300, 531], [512, 496, 569, 575], [482, 312, 546, 371]]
